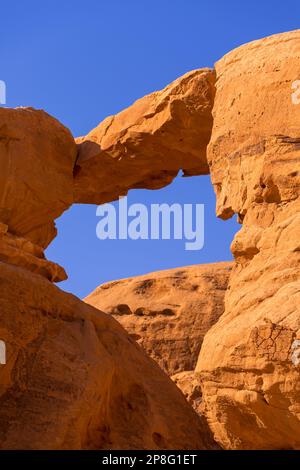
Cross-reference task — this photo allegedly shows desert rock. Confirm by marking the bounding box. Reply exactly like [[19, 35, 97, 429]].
[[208, 30, 300, 220], [1, 29, 300, 451], [172, 371, 204, 417], [74, 69, 215, 204], [86, 262, 232, 375], [0, 222, 67, 282], [0, 107, 77, 249], [197, 30, 300, 450], [0, 261, 217, 450]]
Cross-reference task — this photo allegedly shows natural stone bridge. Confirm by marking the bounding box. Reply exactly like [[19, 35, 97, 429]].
[[0, 30, 299, 449]]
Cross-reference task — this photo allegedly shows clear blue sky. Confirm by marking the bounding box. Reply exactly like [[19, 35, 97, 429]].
[[2, 1, 299, 298]]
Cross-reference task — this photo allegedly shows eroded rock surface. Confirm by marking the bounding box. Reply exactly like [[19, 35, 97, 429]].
[[208, 30, 300, 220], [74, 69, 215, 204], [1, 30, 299, 451], [0, 222, 67, 282], [86, 262, 232, 375], [0, 262, 217, 450], [197, 30, 300, 450], [172, 371, 204, 417], [0, 107, 77, 249]]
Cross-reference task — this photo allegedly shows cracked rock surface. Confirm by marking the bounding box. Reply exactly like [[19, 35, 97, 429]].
[[197, 30, 300, 450]]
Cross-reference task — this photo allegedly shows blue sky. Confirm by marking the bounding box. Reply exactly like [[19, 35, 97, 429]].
[[1, 1, 299, 298]]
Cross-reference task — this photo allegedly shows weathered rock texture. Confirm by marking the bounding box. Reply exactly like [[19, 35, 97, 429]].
[[0, 261, 217, 450], [86, 262, 232, 376], [197, 30, 300, 450], [1, 29, 300, 451], [0, 222, 67, 283], [0, 107, 77, 249], [172, 371, 204, 417], [74, 69, 215, 204]]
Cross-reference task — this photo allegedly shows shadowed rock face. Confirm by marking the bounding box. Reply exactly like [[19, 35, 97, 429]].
[[85, 262, 232, 376], [0, 262, 218, 450], [74, 68, 215, 204], [197, 30, 300, 450]]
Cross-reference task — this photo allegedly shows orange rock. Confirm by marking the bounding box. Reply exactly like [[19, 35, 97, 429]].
[[0, 107, 77, 249], [208, 30, 300, 220], [74, 69, 215, 204], [1, 30, 299, 451], [197, 31, 300, 450], [0, 223, 67, 282], [85, 262, 232, 376], [0, 262, 217, 450], [171, 371, 204, 418]]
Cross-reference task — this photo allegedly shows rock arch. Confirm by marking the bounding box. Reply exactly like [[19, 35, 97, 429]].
[[0, 29, 299, 450]]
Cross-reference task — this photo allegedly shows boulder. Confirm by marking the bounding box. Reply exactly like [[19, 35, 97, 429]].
[[0, 107, 77, 249]]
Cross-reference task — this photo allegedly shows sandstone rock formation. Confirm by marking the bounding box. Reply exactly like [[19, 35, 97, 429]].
[[197, 30, 300, 450], [86, 262, 232, 376], [0, 91, 220, 449], [0, 261, 217, 450], [1, 29, 299, 451], [0, 107, 77, 283], [172, 371, 204, 417], [0, 222, 67, 282], [74, 69, 215, 204], [0, 107, 77, 249]]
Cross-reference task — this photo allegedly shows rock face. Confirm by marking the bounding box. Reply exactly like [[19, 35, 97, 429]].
[[0, 107, 77, 249], [0, 261, 217, 450], [0, 222, 67, 283], [85, 262, 232, 376], [171, 371, 204, 417], [197, 31, 300, 450], [74, 69, 215, 204], [207, 30, 300, 221], [1, 30, 300, 451]]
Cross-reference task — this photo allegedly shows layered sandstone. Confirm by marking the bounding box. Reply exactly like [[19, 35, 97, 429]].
[[197, 30, 300, 450], [0, 222, 67, 282], [85, 262, 232, 376], [0, 107, 77, 249], [0, 261, 217, 450], [74, 69, 215, 204]]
